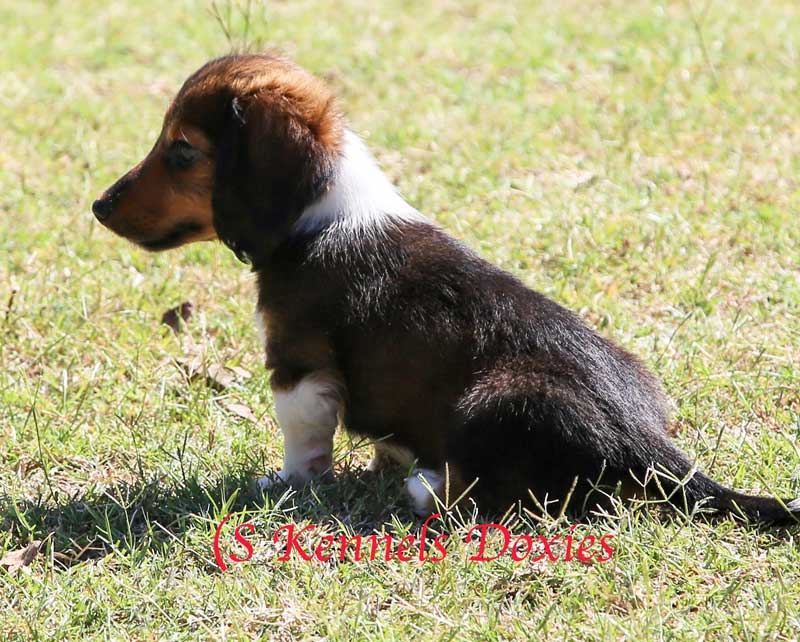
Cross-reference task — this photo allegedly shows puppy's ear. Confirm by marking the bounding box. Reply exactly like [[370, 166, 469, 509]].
[[212, 91, 338, 265]]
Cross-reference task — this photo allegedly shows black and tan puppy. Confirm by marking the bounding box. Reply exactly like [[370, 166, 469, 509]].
[[93, 54, 799, 522]]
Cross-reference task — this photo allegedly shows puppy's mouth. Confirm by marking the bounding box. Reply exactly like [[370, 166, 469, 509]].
[[136, 221, 204, 251]]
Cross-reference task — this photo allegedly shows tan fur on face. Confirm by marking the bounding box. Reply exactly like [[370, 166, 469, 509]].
[[100, 124, 217, 249], [95, 53, 343, 251]]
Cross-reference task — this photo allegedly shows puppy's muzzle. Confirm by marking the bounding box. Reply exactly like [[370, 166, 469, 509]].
[[92, 171, 135, 223]]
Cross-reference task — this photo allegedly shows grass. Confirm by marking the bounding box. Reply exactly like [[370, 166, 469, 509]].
[[1, 0, 799, 639]]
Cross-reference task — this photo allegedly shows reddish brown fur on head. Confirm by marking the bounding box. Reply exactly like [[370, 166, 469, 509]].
[[92, 54, 343, 259]]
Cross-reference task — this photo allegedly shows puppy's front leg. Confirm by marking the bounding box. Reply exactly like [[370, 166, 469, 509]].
[[258, 371, 343, 489]]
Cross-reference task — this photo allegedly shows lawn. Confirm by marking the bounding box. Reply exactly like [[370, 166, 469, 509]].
[[1, 0, 799, 639]]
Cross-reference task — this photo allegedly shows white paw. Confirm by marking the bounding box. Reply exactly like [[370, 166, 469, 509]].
[[405, 468, 444, 516], [256, 470, 290, 491], [788, 497, 800, 512]]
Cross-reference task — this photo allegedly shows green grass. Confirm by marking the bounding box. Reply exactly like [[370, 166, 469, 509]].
[[2, 0, 800, 639]]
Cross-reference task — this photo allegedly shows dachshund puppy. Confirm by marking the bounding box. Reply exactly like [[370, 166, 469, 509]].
[[93, 54, 799, 522]]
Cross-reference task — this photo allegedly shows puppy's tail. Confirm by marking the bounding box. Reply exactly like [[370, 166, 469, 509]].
[[671, 470, 800, 524], [641, 439, 800, 524]]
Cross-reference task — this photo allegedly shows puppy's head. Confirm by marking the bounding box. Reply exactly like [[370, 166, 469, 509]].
[[92, 54, 342, 264]]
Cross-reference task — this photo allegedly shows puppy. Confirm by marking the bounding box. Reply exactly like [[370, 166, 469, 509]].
[[93, 53, 799, 522]]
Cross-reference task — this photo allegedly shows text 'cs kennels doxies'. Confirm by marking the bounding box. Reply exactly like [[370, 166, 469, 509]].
[[93, 53, 800, 524]]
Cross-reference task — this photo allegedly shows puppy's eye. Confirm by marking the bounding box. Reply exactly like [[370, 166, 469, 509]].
[[165, 140, 203, 171]]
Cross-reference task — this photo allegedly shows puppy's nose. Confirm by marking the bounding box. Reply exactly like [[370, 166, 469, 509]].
[[92, 198, 113, 222]]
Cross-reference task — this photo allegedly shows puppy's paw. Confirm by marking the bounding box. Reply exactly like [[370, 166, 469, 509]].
[[405, 468, 444, 516], [255, 470, 292, 492], [256, 460, 334, 492]]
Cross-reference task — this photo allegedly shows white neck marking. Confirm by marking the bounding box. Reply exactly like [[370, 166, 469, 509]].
[[292, 130, 428, 235]]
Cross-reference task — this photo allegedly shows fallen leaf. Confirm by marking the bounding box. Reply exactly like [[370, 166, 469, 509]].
[[1, 541, 43, 575], [206, 364, 236, 390], [222, 401, 259, 422], [161, 301, 194, 333], [175, 358, 243, 391], [568, 171, 598, 191], [228, 365, 252, 380]]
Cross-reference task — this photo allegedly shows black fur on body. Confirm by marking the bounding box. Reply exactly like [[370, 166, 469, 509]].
[[255, 219, 798, 523]]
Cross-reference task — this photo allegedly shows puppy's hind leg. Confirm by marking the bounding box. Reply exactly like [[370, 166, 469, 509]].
[[258, 370, 343, 490], [446, 381, 617, 517], [367, 441, 414, 473]]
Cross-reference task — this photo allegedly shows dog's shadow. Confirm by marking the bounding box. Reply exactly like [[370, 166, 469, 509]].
[[0, 466, 416, 571], [5, 468, 796, 572]]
